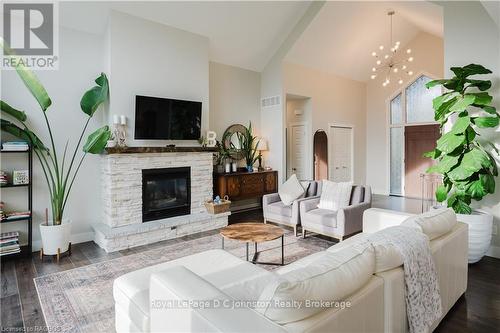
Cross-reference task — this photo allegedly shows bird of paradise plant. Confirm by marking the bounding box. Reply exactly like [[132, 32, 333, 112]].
[[0, 40, 111, 225]]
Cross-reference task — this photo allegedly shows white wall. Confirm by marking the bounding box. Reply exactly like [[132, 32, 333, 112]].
[[209, 62, 261, 139], [106, 11, 210, 147], [284, 62, 367, 185], [1, 27, 105, 249], [440, 1, 500, 257], [365, 32, 444, 194]]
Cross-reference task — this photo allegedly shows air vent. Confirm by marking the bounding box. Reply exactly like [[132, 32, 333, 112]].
[[261, 95, 281, 108]]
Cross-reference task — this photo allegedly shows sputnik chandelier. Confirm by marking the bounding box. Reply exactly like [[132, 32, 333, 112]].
[[370, 10, 414, 87]]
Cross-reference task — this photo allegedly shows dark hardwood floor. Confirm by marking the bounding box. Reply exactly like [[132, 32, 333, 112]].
[[1, 203, 499, 332]]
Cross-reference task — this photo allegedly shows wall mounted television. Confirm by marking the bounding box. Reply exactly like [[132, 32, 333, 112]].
[[134, 95, 202, 140]]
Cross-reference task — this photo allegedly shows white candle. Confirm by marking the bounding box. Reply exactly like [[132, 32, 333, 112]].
[[120, 115, 127, 125], [113, 115, 119, 124]]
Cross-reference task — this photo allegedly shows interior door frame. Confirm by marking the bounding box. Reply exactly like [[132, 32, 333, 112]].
[[328, 123, 354, 183], [287, 121, 312, 180], [386, 71, 440, 197]]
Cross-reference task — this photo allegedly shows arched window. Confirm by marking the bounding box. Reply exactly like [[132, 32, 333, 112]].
[[389, 75, 441, 195]]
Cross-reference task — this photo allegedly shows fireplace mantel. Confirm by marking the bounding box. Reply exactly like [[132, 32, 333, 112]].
[[104, 146, 217, 154]]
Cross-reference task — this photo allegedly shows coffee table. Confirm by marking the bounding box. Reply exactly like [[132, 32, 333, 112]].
[[220, 222, 285, 265]]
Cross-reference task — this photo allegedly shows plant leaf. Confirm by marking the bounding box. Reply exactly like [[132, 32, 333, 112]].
[[449, 94, 476, 113], [435, 155, 460, 173], [83, 126, 111, 154], [465, 79, 491, 91], [0, 100, 27, 121], [447, 148, 491, 180], [426, 79, 448, 89], [474, 116, 499, 128], [480, 174, 495, 194], [451, 64, 492, 78], [435, 185, 448, 202], [80, 73, 109, 116], [423, 149, 441, 159], [436, 132, 465, 154], [450, 115, 470, 134], [1, 119, 47, 150], [451, 197, 472, 214], [466, 180, 486, 200], [479, 105, 497, 115], [470, 92, 493, 105]]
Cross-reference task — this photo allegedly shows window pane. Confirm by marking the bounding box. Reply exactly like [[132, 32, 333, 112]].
[[406, 76, 440, 123], [390, 94, 402, 124], [390, 127, 404, 195]]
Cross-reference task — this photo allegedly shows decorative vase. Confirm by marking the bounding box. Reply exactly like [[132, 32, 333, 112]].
[[457, 210, 493, 263], [216, 164, 224, 174], [225, 162, 231, 173], [39, 219, 72, 255], [232, 162, 237, 172], [246, 165, 254, 172], [106, 140, 116, 148]]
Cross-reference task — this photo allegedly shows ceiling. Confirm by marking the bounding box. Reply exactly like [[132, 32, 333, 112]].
[[285, 1, 443, 82], [59, 1, 310, 72]]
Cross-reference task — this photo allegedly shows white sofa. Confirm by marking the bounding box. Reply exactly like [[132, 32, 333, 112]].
[[114, 208, 467, 333]]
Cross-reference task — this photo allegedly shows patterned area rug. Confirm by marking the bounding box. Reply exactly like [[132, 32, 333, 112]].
[[34, 229, 334, 332]]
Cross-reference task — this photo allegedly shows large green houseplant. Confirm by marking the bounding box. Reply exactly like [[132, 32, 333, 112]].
[[237, 122, 260, 172], [424, 63, 499, 263], [1, 41, 111, 255]]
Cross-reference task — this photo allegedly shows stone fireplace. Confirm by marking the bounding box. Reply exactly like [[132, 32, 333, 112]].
[[93, 147, 229, 252]]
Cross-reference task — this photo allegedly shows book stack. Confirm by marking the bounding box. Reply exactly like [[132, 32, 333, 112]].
[[0, 231, 21, 256], [1, 141, 29, 151], [0, 171, 7, 186]]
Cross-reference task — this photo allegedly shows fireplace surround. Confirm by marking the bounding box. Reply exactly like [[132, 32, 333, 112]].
[[94, 149, 229, 252]]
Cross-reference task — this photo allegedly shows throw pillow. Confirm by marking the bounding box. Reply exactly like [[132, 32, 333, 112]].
[[317, 180, 353, 211], [278, 174, 305, 205], [401, 208, 457, 240]]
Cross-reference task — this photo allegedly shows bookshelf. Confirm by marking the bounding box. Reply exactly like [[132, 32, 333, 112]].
[[0, 147, 33, 259]]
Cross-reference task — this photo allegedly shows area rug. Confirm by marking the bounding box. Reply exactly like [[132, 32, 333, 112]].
[[34, 229, 333, 332]]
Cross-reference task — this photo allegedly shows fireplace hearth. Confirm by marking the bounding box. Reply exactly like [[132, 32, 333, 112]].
[[142, 167, 191, 222]]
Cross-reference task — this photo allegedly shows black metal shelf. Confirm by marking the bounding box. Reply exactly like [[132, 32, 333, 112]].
[[1, 183, 30, 188], [1, 150, 30, 153], [0, 145, 33, 259]]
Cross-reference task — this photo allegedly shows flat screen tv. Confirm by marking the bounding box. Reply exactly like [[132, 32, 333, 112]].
[[134, 95, 202, 140]]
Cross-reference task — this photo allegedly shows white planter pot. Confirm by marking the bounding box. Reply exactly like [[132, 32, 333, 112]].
[[39, 220, 72, 255], [457, 210, 493, 264]]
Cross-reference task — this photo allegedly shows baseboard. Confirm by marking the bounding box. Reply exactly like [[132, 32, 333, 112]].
[[486, 245, 500, 259], [372, 188, 389, 196], [32, 231, 95, 252]]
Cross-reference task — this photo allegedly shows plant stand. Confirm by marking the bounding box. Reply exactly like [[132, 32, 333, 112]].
[[40, 242, 71, 263]]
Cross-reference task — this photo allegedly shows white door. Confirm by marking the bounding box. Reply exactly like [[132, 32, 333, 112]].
[[289, 124, 307, 180], [329, 126, 353, 182]]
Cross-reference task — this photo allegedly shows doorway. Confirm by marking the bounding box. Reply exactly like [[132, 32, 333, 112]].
[[329, 125, 353, 182], [313, 130, 328, 181], [286, 94, 312, 180], [404, 124, 440, 198], [288, 122, 308, 180]]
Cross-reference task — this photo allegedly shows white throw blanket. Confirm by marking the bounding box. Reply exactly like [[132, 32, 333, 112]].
[[368, 226, 442, 333]]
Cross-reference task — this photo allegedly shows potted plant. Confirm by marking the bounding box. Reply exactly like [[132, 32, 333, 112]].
[[239, 122, 260, 172], [424, 64, 499, 263], [1, 43, 111, 257]]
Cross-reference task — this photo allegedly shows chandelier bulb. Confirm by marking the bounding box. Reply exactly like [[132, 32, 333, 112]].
[[371, 74, 377, 80], [406, 49, 411, 54], [408, 57, 414, 62], [393, 68, 398, 73], [402, 65, 407, 70], [379, 45, 384, 50], [372, 67, 377, 72], [398, 79, 404, 84], [408, 71, 414, 76], [376, 60, 381, 65], [384, 54, 389, 59], [371, 51, 377, 57], [396, 41, 400, 45]]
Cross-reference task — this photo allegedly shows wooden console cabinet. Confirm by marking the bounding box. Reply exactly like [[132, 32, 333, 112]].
[[214, 170, 278, 202]]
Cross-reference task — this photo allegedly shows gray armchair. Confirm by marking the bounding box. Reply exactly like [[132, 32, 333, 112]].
[[262, 181, 320, 236], [300, 185, 372, 241]]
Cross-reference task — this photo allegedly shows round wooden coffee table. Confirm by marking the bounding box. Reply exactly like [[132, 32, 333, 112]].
[[220, 222, 285, 265]]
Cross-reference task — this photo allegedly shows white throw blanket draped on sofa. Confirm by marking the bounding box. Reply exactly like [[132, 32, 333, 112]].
[[368, 226, 442, 333]]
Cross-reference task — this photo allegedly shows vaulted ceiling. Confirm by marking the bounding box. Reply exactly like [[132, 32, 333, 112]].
[[285, 1, 443, 82]]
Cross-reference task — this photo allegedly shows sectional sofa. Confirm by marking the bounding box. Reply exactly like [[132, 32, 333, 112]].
[[113, 208, 467, 332]]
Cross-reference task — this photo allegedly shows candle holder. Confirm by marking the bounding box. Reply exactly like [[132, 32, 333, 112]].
[[112, 115, 127, 147]]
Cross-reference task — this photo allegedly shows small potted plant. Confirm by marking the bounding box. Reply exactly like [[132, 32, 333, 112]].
[[1, 41, 111, 259], [424, 64, 499, 263], [239, 122, 260, 172]]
